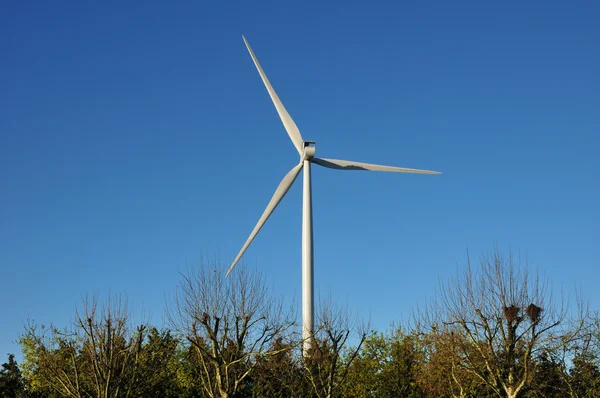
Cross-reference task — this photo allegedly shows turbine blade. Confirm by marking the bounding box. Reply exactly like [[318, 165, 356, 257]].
[[227, 162, 304, 276], [242, 36, 304, 154], [312, 157, 441, 174]]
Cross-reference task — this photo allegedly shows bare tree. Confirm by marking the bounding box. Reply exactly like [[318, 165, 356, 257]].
[[169, 260, 295, 398], [303, 294, 368, 398], [420, 248, 587, 398], [20, 294, 176, 398]]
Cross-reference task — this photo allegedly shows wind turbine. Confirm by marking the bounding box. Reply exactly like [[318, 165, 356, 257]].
[[227, 36, 441, 353]]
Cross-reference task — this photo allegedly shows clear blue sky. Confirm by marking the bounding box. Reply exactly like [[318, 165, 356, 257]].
[[1, 1, 599, 361]]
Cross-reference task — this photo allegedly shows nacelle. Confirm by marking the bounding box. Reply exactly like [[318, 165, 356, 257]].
[[303, 141, 316, 159]]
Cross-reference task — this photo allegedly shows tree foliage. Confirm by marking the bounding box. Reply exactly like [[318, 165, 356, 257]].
[[343, 327, 429, 397], [0, 353, 27, 397], [7, 248, 598, 398]]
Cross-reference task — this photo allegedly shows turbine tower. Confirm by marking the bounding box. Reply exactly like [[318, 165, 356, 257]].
[[227, 36, 441, 353]]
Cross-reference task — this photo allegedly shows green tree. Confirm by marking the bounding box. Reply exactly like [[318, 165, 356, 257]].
[[0, 353, 27, 398], [343, 327, 426, 398], [342, 331, 389, 397], [525, 353, 570, 397], [567, 315, 600, 397], [569, 353, 600, 398], [129, 327, 182, 397], [381, 329, 424, 397], [250, 337, 303, 397]]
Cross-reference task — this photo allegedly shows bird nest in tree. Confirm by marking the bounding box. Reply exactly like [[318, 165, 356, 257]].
[[526, 303, 543, 322], [503, 305, 520, 323]]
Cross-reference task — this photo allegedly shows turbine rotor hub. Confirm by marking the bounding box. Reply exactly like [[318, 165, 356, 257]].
[[302, 141, 316, 160]]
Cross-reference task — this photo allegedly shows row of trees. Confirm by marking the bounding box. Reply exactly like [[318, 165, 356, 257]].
[[2, 250, 599, 397]]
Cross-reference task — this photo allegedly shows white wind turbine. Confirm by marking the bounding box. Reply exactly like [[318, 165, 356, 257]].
[[227, 36, 441, 352]]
